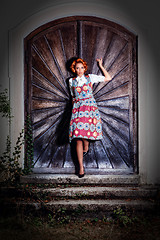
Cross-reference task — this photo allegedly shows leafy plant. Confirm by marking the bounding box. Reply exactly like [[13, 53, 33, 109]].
[[0, 88, 24, 184], [48, 208, 71, 224], [113, 207, 136, 226], [24, 114, 34, 174], [0, 130, 24, 184], [0, 89, 12, 122], [0, 88, 34, 184]]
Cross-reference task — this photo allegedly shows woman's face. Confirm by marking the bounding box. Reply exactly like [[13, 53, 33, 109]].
[[75, 63, 85, 77]]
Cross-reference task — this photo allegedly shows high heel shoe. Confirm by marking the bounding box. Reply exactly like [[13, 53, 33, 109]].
[[78, 167, 85, 178], [78, 172, 85, 178]]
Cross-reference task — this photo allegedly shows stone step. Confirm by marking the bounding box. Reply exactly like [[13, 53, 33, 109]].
[[2, 174, 159, 217], [1, 185, 158, 204], [4, 199, 157, 214], [33, 186, 158, 200], [1, 185, 158, 202], [45, 199, 157, 212], [20, 174, 140, 186], [1, 184, 159, 217]]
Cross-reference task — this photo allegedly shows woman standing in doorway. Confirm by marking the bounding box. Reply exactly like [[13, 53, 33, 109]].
[[69, 58, 112, 178]]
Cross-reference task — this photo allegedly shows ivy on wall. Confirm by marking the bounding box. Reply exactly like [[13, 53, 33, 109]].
[[0, 89, 33, 185], [24, 114, 34, 174], [0, 89, 12, 121]]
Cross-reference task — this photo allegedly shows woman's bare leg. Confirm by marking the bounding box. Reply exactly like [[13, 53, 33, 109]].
[[83, 139, 89, 153], [76, 139, 84, 175]]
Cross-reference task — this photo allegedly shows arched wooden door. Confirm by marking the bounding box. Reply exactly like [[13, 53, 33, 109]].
[[24, 16, 138, 174]]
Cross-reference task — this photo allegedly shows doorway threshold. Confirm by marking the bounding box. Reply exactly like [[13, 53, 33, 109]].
[[20, 172, 139, 186], [32, 167, 134, 175]]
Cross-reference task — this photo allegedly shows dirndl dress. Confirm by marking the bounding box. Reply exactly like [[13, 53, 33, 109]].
[[69, 74, 104, 142]]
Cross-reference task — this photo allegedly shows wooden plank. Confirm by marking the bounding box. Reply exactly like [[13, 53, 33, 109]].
[[32, 105, 65, 124], [31, 45, 68, 96], [32, 69, 68, 99], [59, 23, 78, 61]]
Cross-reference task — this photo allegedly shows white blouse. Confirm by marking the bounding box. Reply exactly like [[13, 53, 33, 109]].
[[69, 74, 105, 96]]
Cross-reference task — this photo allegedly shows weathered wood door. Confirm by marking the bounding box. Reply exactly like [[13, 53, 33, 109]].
[[24, 16, 138, 174]]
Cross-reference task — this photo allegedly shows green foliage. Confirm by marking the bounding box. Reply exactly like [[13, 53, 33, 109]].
[[0, 88, 34, 184], [74, 204, 87, 214], [0, 130, 24, 184], [48, 208, 71, 224], [113, 207, 139, 227], [24, 114, 34, 174], [0, 88, 13, 123], [46, 205, 88, 225], [0, 88, 25, 184]]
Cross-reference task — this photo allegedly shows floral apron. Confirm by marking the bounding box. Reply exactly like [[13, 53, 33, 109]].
[[69, 75, 103, 142]]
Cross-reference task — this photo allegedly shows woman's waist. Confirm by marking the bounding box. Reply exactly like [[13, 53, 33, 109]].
[[73, 96, 94, 103]]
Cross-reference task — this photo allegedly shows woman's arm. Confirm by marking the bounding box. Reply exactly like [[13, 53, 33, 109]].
[[96, 58, 112, 82]]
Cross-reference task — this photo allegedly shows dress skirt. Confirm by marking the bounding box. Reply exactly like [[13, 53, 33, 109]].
[[69, 96, 103, 142]]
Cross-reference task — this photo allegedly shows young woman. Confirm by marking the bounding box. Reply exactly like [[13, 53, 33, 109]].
[[69, 58, 112, 177]]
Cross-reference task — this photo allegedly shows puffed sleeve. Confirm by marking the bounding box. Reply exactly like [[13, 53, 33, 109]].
[[69, 78, 73, 96], [89, 74, 105, 84]]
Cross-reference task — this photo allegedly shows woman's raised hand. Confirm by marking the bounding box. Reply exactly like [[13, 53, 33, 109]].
[[96, 58, 112, 81], [96, 58, 103, 67]]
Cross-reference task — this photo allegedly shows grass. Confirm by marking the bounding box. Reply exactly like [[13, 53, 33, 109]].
[[0, 211, 160, 240]]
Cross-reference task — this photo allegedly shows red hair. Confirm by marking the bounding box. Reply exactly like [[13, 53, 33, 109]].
[[70, 58, 88, 73]]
